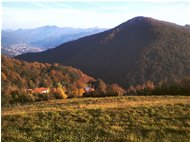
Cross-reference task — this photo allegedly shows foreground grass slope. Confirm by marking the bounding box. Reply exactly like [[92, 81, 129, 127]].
[[2, 96, 190, 142]]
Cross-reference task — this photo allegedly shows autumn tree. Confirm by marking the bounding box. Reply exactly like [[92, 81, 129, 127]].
[[56, 83, 68, 99], [106, 84, 126, 96]]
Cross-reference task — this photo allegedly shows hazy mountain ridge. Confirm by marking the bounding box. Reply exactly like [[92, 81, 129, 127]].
[[2, 26, 107, 56], [16, 16, 190, 88]]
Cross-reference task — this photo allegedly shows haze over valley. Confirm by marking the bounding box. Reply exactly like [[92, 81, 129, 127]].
[[2, 26, 107, 56]]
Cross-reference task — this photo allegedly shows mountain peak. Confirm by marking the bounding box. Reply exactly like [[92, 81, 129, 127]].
[[37, 25, 59, 30], [16, 17, 190, 88], [127, 16, 151, 24], [115, 16, 154, 30]]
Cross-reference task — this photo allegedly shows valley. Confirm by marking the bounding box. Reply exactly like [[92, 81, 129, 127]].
[[1, 26, 107, 56]]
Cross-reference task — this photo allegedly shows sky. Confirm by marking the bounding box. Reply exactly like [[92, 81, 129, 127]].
[[2, 0, 190, 30]]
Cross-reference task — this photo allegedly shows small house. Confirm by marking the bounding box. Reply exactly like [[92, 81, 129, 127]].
[[85, 87, 95, 93], [33, 87, 49, 94]]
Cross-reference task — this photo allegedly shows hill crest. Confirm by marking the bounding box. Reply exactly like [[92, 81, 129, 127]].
[[16, 16, 190, 88]]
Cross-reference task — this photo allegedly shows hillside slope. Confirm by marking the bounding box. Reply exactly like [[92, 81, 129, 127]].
[[16, 16, 190, 88], [2, 55, 126, 106], [2, 55, 94, 105]]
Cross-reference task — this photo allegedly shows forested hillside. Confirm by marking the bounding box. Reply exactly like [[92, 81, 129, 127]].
[[16, 17, 190, 88], [2, 55, 125, 106], [2, 55, 92, 105]]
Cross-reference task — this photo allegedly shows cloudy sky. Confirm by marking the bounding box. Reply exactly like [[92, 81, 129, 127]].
[[2, 0, 190, 29]]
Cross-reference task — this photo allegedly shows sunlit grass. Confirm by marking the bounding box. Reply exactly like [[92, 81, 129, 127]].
[[2, 96, 190, 142]]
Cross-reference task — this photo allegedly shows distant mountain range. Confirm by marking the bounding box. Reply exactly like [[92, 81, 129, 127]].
[[16, 16, 190, 88], [1, 26, 107, 56], [185, 24, 190, 30]]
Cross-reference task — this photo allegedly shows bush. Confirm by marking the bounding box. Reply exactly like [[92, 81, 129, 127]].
[[32, 93, 54, 102], [53, 92, 64, 99], [10, 90, 34, 105], [106, 84, 126, 96]]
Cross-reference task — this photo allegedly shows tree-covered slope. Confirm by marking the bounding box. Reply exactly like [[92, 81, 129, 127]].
[[2, 55, 93, 105], [16, 16, 190, 88], [2, 55, 125, 106]]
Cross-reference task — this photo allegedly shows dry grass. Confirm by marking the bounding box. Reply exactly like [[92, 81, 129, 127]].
[[2, 96, 190, 142], [2, 96, 190, 116]]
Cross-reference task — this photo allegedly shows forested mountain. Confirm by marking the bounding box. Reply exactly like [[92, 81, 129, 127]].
[[16, 16, 190, 89], [2, 26, 107, 56]]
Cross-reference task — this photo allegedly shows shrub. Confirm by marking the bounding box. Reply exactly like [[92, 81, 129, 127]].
[[10, 90, 34, 105]]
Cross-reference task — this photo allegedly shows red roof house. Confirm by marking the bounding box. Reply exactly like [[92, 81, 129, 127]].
[[33, 87, 49, 94]]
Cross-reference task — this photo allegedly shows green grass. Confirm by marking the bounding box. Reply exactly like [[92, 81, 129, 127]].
[[2, 96, 190, 142]]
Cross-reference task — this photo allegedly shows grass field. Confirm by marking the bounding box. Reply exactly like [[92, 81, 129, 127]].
[[2, 96, 190, 142]]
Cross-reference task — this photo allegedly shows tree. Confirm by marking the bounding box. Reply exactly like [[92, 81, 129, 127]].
[[10, 90, 33, 105], [106, 84, 126, 96], [70, 88, 85, 98], [56, 83, 68, 99], [89, 79, 107, 97]]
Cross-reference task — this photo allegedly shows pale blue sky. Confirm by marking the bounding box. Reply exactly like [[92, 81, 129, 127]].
[[2, 0, 190, 29]]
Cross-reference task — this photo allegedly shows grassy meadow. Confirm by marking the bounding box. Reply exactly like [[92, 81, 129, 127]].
[[2, 96, 190, 142]]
